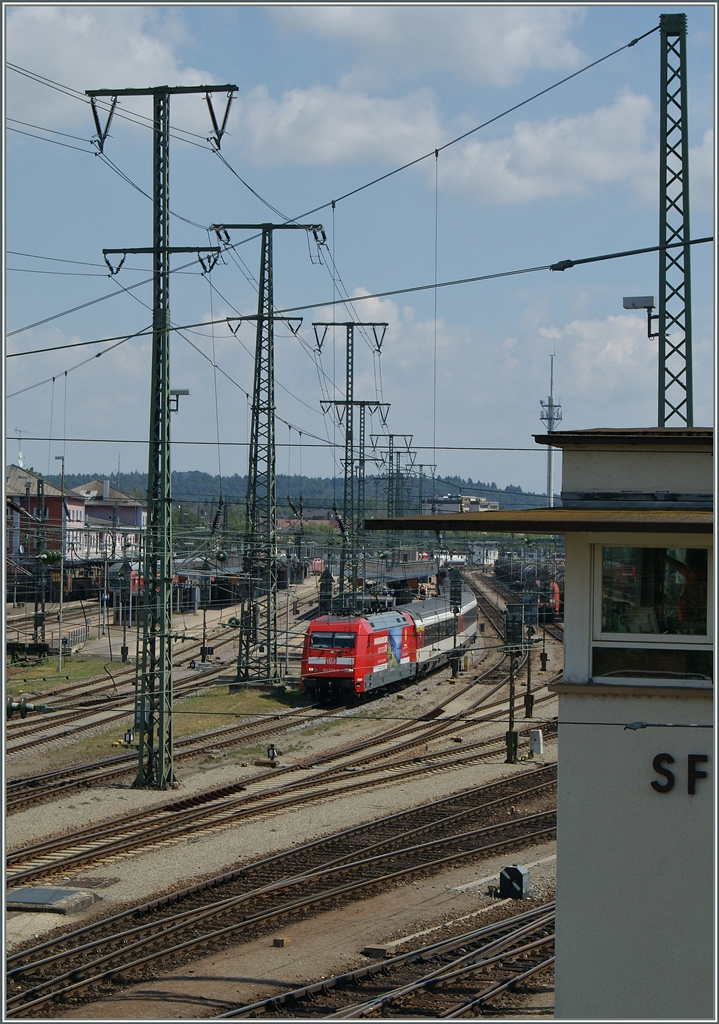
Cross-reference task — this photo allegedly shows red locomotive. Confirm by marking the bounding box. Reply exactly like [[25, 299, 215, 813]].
[[301, 587, 477, 699]]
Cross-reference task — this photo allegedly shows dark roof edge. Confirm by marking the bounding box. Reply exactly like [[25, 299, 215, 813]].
[[533, 427, 713, 450], [364, 510, 713, 534]]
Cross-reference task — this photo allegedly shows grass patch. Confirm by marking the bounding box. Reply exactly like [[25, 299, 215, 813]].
[[5, 657, 120, 696], [170, 687, 309, 740], [8, 685, 314, 775]]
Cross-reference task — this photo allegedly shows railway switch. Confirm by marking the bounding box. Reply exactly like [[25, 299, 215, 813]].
[[499, 865, 530, 900]]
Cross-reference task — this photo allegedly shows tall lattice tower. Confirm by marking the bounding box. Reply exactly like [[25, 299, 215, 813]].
[[658, 12, 693, 426]]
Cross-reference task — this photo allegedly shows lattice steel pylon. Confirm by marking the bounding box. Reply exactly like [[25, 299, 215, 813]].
[[315, 322, 388, 611], [658, 13, 693, 426], [212, 223, 323, 684], [87, 83, 236, 789]]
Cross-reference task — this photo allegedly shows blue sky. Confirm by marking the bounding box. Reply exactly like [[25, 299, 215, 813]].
[[4, 4, 715, 494]]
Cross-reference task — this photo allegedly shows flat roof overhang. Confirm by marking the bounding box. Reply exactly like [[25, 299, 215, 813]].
[[363, 508, 713, 534], [533, 427, 713, 452]]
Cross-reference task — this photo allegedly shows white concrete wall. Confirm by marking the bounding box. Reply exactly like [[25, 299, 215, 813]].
[[555, 690, 714, 1019], [562, 450, 712, 495]]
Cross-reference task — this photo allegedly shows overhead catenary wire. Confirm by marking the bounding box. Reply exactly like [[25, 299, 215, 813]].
[[10, 236, 711, 359], [205, 25, 661, 224], [10, 24, 661, 278], [9, 436, 669, 454]]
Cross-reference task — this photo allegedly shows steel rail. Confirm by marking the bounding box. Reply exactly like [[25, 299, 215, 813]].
[[8, 767, 557, 971], [216, 903, 555, 1018], [6, 732, 554, 884], [439, 953, 555, 1017], [7, 679, 554, 878], [325, 919, 555, 1018], [6, 817, 556, 1016], [11, 812, 556, 996]]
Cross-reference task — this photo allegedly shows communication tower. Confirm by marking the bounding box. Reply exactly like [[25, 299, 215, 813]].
[[540, 355, 562, 508]]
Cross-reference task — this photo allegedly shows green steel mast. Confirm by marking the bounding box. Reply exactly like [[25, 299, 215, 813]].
[[87, 84, 236, 788], [658, 13, 693, 426]]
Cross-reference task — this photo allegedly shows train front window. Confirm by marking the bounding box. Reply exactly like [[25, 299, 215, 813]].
[[334, 633, 356, 649], [310, 633, 334, 649], [310, 632, 356, 650]]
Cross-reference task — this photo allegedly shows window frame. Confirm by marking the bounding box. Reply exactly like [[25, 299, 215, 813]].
[[592, 543, 713, 648]]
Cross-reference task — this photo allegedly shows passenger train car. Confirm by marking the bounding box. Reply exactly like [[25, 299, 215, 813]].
[[301, 587, 477, 699]]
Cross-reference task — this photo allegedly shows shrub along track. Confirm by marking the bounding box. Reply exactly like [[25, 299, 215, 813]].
[[5, 764, 556, 1018]]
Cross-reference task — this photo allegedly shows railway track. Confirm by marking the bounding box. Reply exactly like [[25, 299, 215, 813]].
[[6, 699, 335, 812], [218, 901, 554, 1018], [6, 673, 557, 887], [7, 591, 514, 808], [6, 603, 312, 754], [466, 568, 565, 644], [6, 766, 556, 1018]]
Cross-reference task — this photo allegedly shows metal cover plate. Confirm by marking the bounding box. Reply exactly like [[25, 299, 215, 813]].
[[7, 887, 80, 905]]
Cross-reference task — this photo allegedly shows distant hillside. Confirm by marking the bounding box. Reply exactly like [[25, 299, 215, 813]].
[[46, 470, 554, 511]]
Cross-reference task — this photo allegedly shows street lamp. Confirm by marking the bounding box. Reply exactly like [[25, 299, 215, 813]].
[[54, 455, 65, 671]]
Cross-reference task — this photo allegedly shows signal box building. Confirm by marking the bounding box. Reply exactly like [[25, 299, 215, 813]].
[[365, 427, 713, 1020]]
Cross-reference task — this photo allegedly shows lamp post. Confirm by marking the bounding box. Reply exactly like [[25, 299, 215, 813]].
[[54, 455, 65, 671]]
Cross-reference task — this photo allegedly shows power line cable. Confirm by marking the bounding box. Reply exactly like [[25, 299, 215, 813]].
[[203, 26, 661, 228], [11, 434, 657, 454], [7, 268, 109, 277], [275, 237, 714, 315], [6, 325, 152, 398], [7, 250, 109, 267], [6, 63, 215, 149], [9, 236, 712, 359], [7, 125, 94, 154], [313, 25, 662, 211], [7, 257, 201, 337], [7, 117, 93, 142]]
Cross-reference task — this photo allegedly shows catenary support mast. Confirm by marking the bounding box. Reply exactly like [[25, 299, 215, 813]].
[[658, 13, 693, 426], [314, 322, 387, 611], [87, 84, 236, 788], [212, 224, 323, 684]]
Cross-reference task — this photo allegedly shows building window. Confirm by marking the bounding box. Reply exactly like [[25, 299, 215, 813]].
[[593, 545, 711, 684], [602, 547, 707, 636]]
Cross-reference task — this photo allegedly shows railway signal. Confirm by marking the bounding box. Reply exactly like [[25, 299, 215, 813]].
[[504, 604, 524, 763]]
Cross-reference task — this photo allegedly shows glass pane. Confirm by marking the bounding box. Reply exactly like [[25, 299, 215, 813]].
[[310, 633, 335, 649], [602, 548, 707, 636], [593, 647, 713, 681], [333, 634, 356, 649]]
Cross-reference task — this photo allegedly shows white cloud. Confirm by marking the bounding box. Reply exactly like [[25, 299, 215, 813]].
[[438, 90, 657, 204], [234, 85, 442, 166], [275, 7, 585, 87], [690, 129, 714, 212], [6, 7, 216, 132], [542, 313, 658, 425]]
